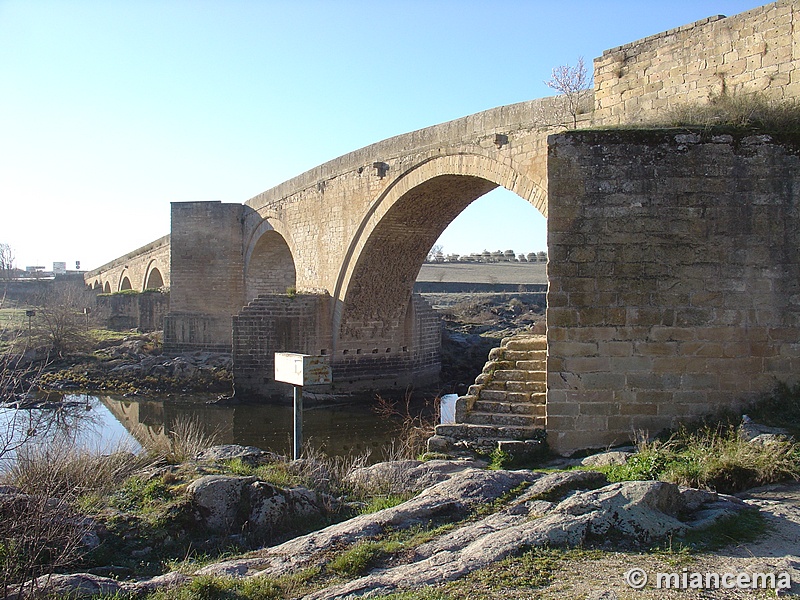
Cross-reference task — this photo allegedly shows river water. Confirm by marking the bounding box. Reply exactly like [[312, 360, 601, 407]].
[[0, 392, 433, 467]]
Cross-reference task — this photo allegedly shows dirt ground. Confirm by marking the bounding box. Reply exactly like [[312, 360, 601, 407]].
[[529, 482, 800, 599]]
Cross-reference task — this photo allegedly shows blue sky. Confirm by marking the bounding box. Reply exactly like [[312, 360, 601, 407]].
[[0, 0, 762, 271]]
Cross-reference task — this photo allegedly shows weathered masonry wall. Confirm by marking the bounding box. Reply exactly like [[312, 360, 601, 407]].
[[546, 130, 800, 454], [232, 293, 440, 398], [95, 290, 169, 332], [232, 294, 332, 397], [593, 0, 800, 124], [164, 202, 245, 352]]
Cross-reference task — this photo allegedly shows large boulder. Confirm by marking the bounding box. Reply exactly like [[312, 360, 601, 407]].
[[187, 475, 255, 531], [187, 474, 324, 534], [345, 459, 482, 495]]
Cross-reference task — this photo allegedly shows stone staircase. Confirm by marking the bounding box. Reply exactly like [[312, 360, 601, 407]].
[[428, 333, 547, 455]]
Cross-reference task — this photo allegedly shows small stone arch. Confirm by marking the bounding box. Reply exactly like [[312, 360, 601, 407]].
[[103, 281, 111, 293], [144, 265, 165, 290], [120, 275, 132, 291], [244, 224, 296, 303]]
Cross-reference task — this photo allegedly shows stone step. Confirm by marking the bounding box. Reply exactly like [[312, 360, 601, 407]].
[[516, 359, 547, 371], [434, 422, 543, 440], [504, 337, 547, 351], [472, 400, 546, 416], [503, 350, 547, 362], [465, 411, 544, 428], [490, 369, 546, 383], [477, 389, 510, 402], [503, 380, 547, 393]]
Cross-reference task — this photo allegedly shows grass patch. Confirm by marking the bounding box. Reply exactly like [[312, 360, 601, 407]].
[[360, 494, 409, 514], [652, 93, 800, 135], [676, 508, 768, 552], [326, 539, 404, 577], [380, 547, 604, 600], [597, 424, 800, 494], [88, 328, 133, 344], [145, 574, 283, 600]]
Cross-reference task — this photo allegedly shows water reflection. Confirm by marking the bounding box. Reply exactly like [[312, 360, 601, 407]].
[[99, 395, 403, 458], [2, 392, 419, 464], [0, 395, 142, 468]]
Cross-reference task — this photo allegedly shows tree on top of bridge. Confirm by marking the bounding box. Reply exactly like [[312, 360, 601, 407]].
[[545, 56, 592, 128]]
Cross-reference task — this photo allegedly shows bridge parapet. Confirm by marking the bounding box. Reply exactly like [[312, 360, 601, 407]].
[[83, 235, 170, 294]]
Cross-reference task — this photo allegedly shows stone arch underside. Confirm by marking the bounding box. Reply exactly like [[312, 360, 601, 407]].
[[338, 174, 504, 350], [119, 275, 132, 291], [334, 153, 544, 351], [244, 229, 296, 304], [103, 281, 111, 293], [145, 267, 164, 290]]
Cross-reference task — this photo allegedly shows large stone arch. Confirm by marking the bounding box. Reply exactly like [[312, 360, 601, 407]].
[[332, 153, 544, 348], [243, 220, 297, 304]]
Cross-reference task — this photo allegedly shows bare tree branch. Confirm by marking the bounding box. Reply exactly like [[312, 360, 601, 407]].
[[545, 56, 593, 128]]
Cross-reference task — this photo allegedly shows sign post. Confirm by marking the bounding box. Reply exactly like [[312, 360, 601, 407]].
[[274, 353, 332, 460]]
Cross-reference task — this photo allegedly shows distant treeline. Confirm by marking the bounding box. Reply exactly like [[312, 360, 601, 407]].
[[425, 249, 547, 263]]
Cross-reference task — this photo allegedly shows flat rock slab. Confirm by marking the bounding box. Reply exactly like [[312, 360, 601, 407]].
[[304, 479, 747, 600], [344, 458, 484, 495], [197, 468, 537, 579], [195, 444, 282, 466]]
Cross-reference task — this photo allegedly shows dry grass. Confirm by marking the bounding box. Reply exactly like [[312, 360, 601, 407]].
[[138, 416, 221, 464], [374, 394, 438, 461], [0, 434, 149, 597], [647, 93, 800, 134], [601, 424, 800, 494]]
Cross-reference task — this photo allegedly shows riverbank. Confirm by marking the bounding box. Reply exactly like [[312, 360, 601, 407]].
[[2, 427, 799, 599], [16, 292, 545, 400], [17, 333, 234, 397]]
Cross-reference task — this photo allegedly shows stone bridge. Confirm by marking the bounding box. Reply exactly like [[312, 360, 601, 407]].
[[86, 1, 800, 453], [84, 235, 170, 293]]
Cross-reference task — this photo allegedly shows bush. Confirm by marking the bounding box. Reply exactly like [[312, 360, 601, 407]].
[[0, 437, 147, 596]]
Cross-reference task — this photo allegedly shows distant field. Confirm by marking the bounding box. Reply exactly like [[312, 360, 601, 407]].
[[0, 307, 25, 330], [416, 262, 547, 285]]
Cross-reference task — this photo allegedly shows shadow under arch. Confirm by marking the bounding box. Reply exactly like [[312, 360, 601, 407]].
[[119, 273, 132, 291], [243, 221, 297, 304], [332, 153, 545, 348], [144, 260, 165, 291]]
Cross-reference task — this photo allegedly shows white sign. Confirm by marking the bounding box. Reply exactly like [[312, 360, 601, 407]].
[[53, 262, 67, 274], [274, 353, 332, 386]]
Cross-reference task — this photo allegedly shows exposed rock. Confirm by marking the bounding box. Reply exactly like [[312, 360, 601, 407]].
[[188, 475, 256, 531], [344, 459, 482, 495], [7, 573, 124, 600], [515, 470, 608, 502], [302, 479, 746, 600], [247, 481, 321, 529], [128, 571, 192, 594], [739, 415, 791, 443], [195, 444, 281, 466], [580, 449, 634, 468], [187, 474, 325, 534], [197, 468, 536, 578]]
